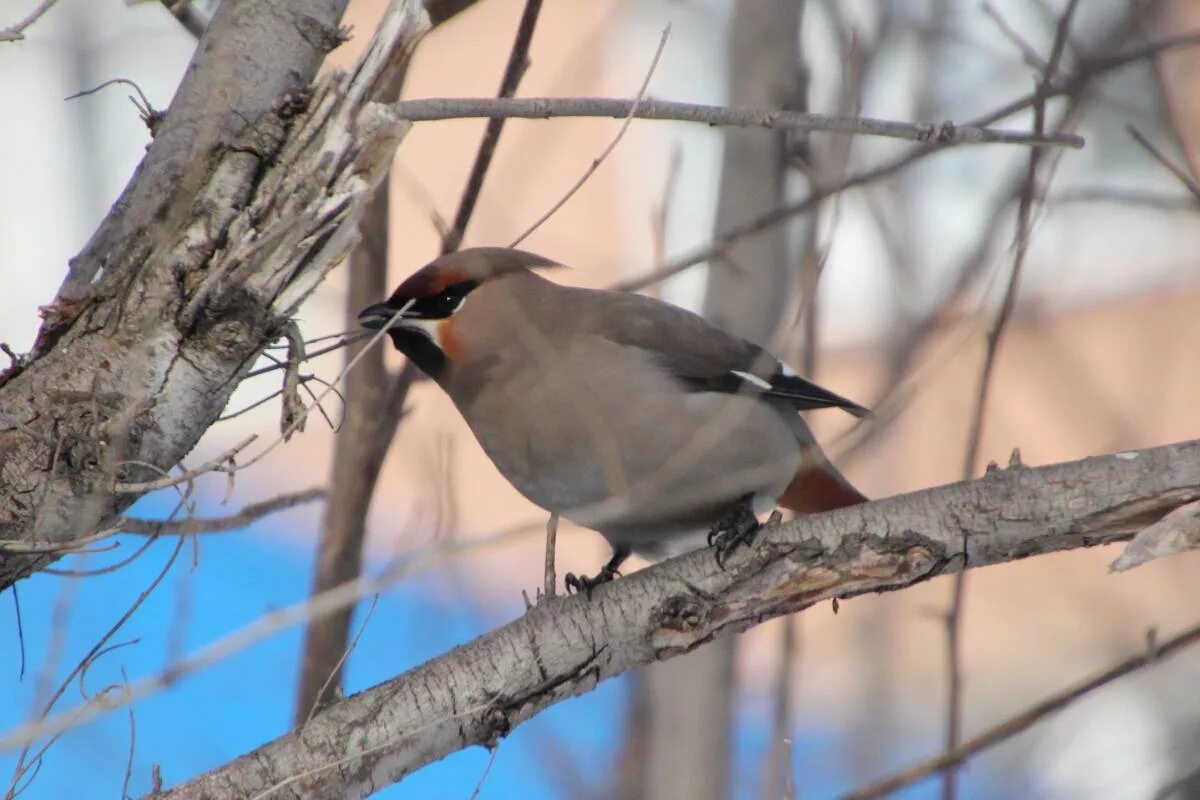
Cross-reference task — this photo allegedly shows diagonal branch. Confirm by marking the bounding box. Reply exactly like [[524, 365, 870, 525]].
[[844, 620, 1200, 800], [440, 0, 544, 253], [129, 438, 1200, 799], [0, 0, 60, 42]]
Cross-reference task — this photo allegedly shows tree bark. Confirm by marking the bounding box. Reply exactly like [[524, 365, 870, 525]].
[[157, 439, 1200, 799], [0, 0, 477, 590]]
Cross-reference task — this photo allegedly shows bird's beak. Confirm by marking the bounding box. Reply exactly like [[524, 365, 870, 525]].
[[358, 302, 401, 331]]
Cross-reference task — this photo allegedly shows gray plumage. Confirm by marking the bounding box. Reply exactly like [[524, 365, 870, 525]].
[[361, 248, 866, 561]]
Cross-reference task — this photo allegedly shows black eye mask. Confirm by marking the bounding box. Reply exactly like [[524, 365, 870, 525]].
[[406, 280, 479, 319]]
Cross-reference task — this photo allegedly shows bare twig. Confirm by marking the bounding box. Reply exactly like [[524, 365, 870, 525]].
[[112, 436, 256, 493], [0, 519, 542, 753], [279, 322, 307, 441], [245, 333, 371, 378], [41, 535, 159, 579], [157, 0, 207, 39], [542, 513, 558, 600], [303, 595, 380, 726], [0, 0, 60, 42], [6, 536, 185, 797], [509, 26, 672, 247], [649, 145, 682, 269], [120, 668, 136, 800], [441, 0, 544, 253], [0, 528, 120, 555], [65, 79, 164, 134], [615, 27, 1200, 294], [392, 96, 1085, 149], [1048, 186, 1198, 209], [982, 2, 1049, 71], [468, 746, 499, 800], [843, 621, 1200, 800], [12, 587, 25, 680], [1127, 125, 1200, 202], [118, 488, 325, 536]]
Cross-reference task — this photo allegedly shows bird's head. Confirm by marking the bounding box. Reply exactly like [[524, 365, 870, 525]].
[[358, 247, 560, 374]]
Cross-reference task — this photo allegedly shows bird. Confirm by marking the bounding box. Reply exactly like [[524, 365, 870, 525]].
[[359, 247, 868, 593]]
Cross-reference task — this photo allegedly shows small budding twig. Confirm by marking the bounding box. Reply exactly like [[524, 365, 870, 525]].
[[542, 512, 558, 600]]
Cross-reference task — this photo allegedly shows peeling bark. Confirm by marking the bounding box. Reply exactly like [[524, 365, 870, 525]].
[[0, 0, 477, 589]]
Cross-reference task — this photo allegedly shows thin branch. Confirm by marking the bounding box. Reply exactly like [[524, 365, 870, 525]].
[[12, 587, 25, 680], [303, 595, 379, 726], [982, 2, 1048, 71], [1127, 125, 1200, 202], [0, 0, 60, 42], [843, 620, 1200, 800], [391, 96, 1085, 149], [6, 536, 185, 796], [542, 513, 558, 600], [468, 746, 499, 800], [614, 27, 1200, 294], [157, 0, 207, 39], [441, 0, 544, 253], [118, 488, 325, 536], [112, 436, 256, 493], [509, 26, 671, 247], [1048, 186, 1199, 209], [0, 519, 544, 754], [120, 668, 136, 800]]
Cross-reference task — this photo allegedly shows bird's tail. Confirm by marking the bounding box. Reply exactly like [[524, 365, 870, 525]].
[[778, 463, 867, 513]]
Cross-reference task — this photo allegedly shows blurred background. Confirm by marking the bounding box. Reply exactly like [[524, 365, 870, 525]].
[[1, 0, 1199, 797]]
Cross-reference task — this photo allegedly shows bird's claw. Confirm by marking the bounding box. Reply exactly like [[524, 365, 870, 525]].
[[709, 503, 762, 569], [564, 566, 620, 598]]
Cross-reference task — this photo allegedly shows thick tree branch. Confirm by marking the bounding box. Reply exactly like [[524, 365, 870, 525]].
[[155, 439, 1200, 800], [0, 0, 479, 590]]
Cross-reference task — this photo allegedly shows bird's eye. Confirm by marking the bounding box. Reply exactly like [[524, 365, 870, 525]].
[[433, 290, 460, 312], [406, 281, 476, 319]]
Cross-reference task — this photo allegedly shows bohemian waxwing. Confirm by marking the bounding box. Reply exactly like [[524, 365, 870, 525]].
[[359, 247, 868, 592]]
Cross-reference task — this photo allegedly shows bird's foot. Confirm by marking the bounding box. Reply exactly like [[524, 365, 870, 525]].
[[565, 545, 630, 599], [564, 565, 621, 598], [708, 500, 763, 569]]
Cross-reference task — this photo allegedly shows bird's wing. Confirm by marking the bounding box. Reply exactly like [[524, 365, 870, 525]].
[[575, 288, 870, 418]]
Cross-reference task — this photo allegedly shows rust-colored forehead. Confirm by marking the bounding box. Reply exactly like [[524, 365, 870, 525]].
[[389, 264, 471, 302], [386, 247, 561, 303]]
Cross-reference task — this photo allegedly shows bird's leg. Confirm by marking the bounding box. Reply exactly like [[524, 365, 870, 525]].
[[708, 495, 761, 568], [565, 545, 631, 598]]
